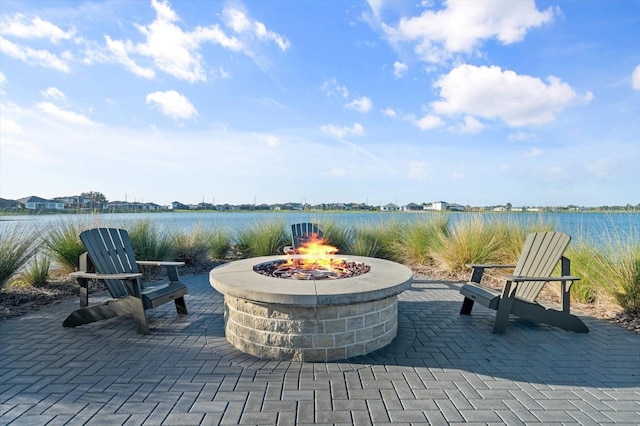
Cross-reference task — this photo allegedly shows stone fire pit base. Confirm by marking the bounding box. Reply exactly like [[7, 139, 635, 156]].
[[224, 293, 398, 362], [210, 255, 413, 362]]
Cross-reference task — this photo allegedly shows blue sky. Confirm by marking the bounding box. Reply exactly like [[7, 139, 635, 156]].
[[1, 0, 638, 207]]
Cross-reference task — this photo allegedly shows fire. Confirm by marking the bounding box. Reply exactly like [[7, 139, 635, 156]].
[[287, 234, 342, 271]]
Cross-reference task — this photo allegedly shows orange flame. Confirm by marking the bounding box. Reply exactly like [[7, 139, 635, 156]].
[[287, 234, 342, 270]]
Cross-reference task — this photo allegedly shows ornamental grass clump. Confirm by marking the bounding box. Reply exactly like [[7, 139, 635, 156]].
[[21, 255, 51, 287], [432, 215, 504, 274], [346, 220, 403, 259], [396, 215, 449, 265], [205, 229, 233, 260], [235, 220, 288, 257], [42, 219, 89, 272], [127, 219, 173, 261], [348, 225, 383, 258], [321, 221, 353, 254], [171, 226, 212, 265], [0, 224, 40, 289], [572, 232, 640, 314]]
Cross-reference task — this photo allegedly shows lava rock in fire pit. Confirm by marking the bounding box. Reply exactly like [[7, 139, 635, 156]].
[[254, 259, 370, 280]]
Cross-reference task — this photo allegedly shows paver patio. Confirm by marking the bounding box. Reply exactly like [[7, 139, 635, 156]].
[[1, 273, 638, 425]]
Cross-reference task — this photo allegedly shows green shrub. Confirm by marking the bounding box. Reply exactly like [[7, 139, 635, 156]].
[[572, 234, 640, 314], [0, 224, 40, 289], [205, 229, 233, 260], [235, 220, 288, 257], [564, 242, 600, 303], [42, 220, 88, 272], [432, 215, 504, 273], [396, 215, 449, 265], [171, 227, 211, 265], [348, 225, 383, 257], [127, 219, 173, 260], [321, 222, 353, 253], [21, 255, 51, 287]]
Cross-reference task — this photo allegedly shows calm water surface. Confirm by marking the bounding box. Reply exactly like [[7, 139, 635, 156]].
[[1, 211, 638, 245]]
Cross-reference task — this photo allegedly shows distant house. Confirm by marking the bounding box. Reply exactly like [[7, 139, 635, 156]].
[[0, 198, 19, 209], [424, 201, 465, 212], [171, 201, 189, 210], [402, 203, 422, 211], [424, 201, 448, 211], [380, 203, 400, 211], [17, 196, 64, 210]]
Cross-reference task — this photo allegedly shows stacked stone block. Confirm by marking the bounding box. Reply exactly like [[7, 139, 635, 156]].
[[223, 294, 398, 361]]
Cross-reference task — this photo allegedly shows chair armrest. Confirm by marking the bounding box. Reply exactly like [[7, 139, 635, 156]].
[[504, 275, 580, 282], [70, 271, 143, 280], [466, 263, 516, 269], [136, 261, 185, 267], [136, 261, 184, 283], [466, 264, 517, 284]]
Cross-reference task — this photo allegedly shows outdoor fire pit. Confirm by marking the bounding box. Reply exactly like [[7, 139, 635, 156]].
[[209, 254, 412, 361]]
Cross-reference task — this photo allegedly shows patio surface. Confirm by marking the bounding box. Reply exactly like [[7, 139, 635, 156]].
[[1, 273, 638, 425]]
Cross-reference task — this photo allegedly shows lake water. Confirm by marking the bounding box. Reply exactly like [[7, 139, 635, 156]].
[[1, 211, 638, 246]]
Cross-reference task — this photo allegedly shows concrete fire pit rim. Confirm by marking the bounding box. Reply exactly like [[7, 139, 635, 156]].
[[209, 255, 413, 306]]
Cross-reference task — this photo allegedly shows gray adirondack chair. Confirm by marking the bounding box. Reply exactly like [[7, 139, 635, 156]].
[[63, 228, 188, 334], [283, 222, 323, 254], [459, 231, 588, 334]]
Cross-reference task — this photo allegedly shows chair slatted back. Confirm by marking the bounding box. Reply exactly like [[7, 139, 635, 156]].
[[513, 231, 571, 301], [291, 223, 323, 249], [79, 228, 140, 299]]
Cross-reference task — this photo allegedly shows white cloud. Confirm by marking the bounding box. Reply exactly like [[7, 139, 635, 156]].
[[585, 158, 619, 178], [452, 169, 465, 179], [329, 167, 347, 177], [381, 0, 556, 64], [414, 114, 444, 130], [0, 116, 22, 134], [367, 0, 385, 20], [0, 72, 5, 95], [260, 134, 280, 147], [105, 0, 244, 82], [36, 102, 95, 125], [1, 14, 76, 43], [105, 36, 155, 79], [393, 61, 407, 78], [632, 64, 640, 90], [321, 123, 365, 139], [42, 87, 66, 100], [0, 37, 70, 72], [382, 107, 397, 117], [457, 115, 483, 134], [146, 90, 197, 121], [222, 5, 290, 52], [345, 96, 372, 113], [320, 78, 349, 98], [432, 64, 581, 127], [525, 147, 542, 158], [508, 131, 535, 141]]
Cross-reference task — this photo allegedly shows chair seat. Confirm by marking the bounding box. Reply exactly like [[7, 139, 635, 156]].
[[142, 282, 189, 310], [460, 283, 500, 310]]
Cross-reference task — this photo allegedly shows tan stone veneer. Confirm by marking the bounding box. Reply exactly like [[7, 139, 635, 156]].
[[210, 255, 413, 362], [224, 293, 398, 361]]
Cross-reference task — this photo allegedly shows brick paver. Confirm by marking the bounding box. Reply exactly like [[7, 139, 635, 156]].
[[1, 274, 638, 425]]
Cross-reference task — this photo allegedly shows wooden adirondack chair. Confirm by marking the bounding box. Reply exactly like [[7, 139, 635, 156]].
[[459, 231, 588, 334], [63, 228, 188, 334], [283, 223, 323, 254]]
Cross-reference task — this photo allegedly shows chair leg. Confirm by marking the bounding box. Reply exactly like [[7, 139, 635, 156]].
[[63, 298, 133, 328], [492, 297, 515, 334], [460, 297, 475, 315], [130, 298, 150, 334], [174, 297, 188, 315]]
